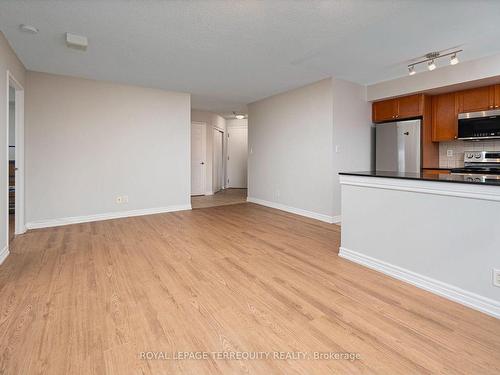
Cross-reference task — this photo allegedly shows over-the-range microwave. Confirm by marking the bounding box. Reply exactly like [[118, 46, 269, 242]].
[[458, 109, 500, 140]]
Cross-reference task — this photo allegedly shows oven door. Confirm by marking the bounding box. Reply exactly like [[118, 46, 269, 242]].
[[458, 110, 500, 140]]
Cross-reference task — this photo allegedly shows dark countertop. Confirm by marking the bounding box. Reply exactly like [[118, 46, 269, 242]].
[[339, 170, 500, 186]]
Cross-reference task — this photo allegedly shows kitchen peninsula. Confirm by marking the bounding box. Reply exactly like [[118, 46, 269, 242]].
[[338, 171, 500, 318]]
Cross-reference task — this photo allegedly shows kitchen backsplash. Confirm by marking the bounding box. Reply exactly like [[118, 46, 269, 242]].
[[439, 139, 500, 168]]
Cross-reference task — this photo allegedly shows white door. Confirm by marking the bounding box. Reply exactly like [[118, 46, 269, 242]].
[[227, 127, 248, 188], [191, 122, 206, 195], [213, 129, 223, 193]]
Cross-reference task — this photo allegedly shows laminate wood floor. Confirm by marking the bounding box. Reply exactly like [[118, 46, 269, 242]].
[[8, 214, 14, 242], [1, 203, 499, 374], [191, 188, 247, 209]]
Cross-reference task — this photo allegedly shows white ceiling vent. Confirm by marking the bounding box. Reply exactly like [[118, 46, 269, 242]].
[[65, 32, 88, 51]]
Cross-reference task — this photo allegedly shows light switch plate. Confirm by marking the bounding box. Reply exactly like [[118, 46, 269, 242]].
[[447, 149, 453, 157]]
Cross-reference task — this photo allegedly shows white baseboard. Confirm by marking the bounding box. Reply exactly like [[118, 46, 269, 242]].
[[26, 204, 192, 230], [0, 246, 9, 265], [247, 196, 340, 224], [339, 247, 500, 319]]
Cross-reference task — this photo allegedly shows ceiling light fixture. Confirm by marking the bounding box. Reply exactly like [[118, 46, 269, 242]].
[[19, 24, 38, 34], [233, 112, 245, 120], [407, 49, 462, 75]]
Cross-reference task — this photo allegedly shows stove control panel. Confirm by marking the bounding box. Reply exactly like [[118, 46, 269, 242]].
[[464, 151, 500, 163]]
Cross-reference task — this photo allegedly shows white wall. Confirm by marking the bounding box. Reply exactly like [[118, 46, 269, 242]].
[[247, 78, 371, 222], [367, 52, 500, 101], [226, 118, 247, 128], [191, 110, 227, 194], [0, 32, 25, 260], [226, 119, 248, 188], [332, 78, 372, 217], [25, 72, 191, 226], [248, 78, 335, 221]]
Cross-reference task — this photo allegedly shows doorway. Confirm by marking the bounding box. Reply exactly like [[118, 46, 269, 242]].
[[191, 121, 206, 196], [6, 71, 25, 244]]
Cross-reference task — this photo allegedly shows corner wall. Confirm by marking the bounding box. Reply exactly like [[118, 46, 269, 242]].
[[25, 71, 191, 227], [332, 78, 372, 217], [247, 77, 371, 223]]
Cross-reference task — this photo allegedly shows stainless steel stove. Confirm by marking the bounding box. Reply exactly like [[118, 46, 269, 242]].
[[451, 151, 500, 182]]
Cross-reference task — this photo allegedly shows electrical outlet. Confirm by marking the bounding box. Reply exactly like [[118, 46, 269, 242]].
[[493, 269, 500, 287], [122, 195, 129, 203], [116, 196, 122, 204], [447, 149, 453, 157]]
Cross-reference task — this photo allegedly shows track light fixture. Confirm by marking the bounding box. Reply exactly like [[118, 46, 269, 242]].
[[407, 49, 462, 75]]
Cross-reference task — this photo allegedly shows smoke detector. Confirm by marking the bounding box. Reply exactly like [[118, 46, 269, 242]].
[[65, 32, 88, 51]]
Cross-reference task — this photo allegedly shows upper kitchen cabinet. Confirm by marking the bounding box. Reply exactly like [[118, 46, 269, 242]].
[[432, 92, 458, 141], [372, 98, 397, 122], [457, 86, 495, 113], [397, 94, 424, 119], [372, 94, 423, 123], [495, 85, 500, 109]]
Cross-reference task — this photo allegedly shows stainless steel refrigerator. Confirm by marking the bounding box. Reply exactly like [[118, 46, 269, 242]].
[[375, 119, 421, 173]]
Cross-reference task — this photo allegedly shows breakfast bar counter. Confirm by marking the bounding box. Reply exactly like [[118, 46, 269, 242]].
[[338, 171, 500, 318], [339, 170, 500, 186]]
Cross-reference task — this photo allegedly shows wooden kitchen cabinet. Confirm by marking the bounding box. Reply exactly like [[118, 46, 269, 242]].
[[372, 99, 397, 122], [372, 94, 423, 123], [432, 92, 458, 141], [397, 94, 423, 119], [457, 86, 495, 113], [495, 85, 500, 109]]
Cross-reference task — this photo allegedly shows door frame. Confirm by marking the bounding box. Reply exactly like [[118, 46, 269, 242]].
[[6, 71, 26, 244], [212, 127, 224, 192], [191, 121, 207, 196]]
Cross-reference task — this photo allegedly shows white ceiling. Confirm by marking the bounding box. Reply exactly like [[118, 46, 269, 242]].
[[2, 1, 500, 114]]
